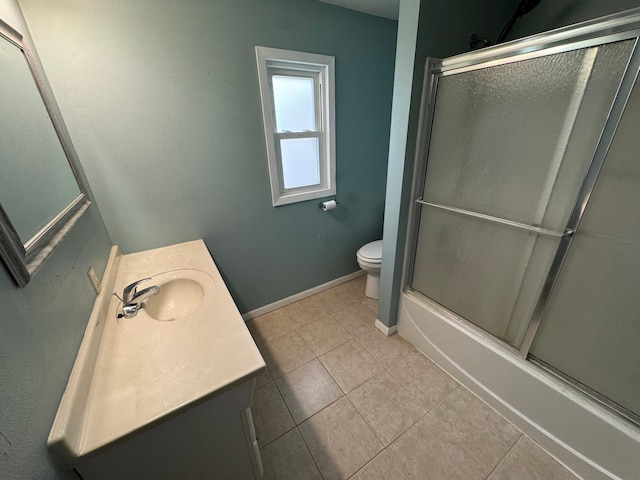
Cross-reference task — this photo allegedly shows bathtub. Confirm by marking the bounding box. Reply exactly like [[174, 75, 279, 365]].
[[397, 290, 640, 480]]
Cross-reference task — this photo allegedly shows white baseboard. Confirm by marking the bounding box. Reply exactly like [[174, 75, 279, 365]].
[[242, 270, 366, 321], [374, 319, 397, 336]]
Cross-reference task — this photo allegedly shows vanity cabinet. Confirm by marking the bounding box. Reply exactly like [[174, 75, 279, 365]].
[[75, 379, 262, 480], [48, 241, 266, 480]]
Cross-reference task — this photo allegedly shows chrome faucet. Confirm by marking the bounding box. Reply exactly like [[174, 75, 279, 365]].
[[120, 278, 159, 318]]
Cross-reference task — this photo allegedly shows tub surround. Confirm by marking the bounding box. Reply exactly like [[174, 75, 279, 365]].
[[48, 240, 265, 477]]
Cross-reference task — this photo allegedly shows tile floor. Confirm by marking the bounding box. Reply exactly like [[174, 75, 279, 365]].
[[247, 276, 579, 480]]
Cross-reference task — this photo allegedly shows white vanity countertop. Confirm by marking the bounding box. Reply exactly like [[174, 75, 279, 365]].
[[48, 240, 265, 461]]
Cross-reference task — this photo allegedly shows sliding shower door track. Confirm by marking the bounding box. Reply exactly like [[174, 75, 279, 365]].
[[529, 356, 640, 427]]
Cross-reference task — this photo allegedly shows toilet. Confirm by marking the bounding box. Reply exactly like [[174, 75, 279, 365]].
[[356, 240, 383, 299]]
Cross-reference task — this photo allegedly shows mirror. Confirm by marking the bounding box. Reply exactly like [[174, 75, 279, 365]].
[[0, 19, 90, 287]]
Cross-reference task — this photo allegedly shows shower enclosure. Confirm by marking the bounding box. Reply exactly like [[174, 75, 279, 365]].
[[406, 11, 640, 427]]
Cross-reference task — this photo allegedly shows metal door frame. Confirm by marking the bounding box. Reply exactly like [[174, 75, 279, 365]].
[[403, 8, 640, 360]]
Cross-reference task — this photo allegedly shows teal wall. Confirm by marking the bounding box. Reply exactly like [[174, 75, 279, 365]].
[[511, 0, 640, 39], [0, 208, 111, 480], [19, 0, 398, 313], [378, 0, 421, 329], [0, 2, 113, 479]]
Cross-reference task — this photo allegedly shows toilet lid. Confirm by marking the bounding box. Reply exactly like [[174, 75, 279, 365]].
[[358, 240, 383, 261]]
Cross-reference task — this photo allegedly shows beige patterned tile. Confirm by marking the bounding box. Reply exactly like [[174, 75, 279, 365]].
[[388, 412, 488, 480], [315, 281, 363, 313], [254, 366, 272, 388], [357, 330, 414, 367], [386, 351, 458, 410], [488, 436, 578, 480], [298, 316, 353, 356], [282, 294, 332, 328], [345, 274, 366, 296], [258, 331, 315, 379], [349, 371, 427, 446], [275, 359, 343, 424], [319, 339, 384, 393], [333, 303, 377, 337], [247, 308, 296, 346], [361, 296, 379, 314], [299, 397, 383, 480], [252, 381, 294, 447], [429, 387, 521, 473], [261, 428, 322, 480], [350, 450, 409, 480]]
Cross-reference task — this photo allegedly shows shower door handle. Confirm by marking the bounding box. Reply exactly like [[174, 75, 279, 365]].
[[415, 198, 573, 240]]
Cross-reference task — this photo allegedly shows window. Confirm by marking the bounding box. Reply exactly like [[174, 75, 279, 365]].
[[255, 46, 336, 206]]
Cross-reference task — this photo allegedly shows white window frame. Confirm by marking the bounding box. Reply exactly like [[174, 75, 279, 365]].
[[255, 46, 336, 206]]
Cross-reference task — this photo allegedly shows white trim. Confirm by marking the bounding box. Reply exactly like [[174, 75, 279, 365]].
[[255, 46, 336, 207], [374, 319, 397, 336], [242, 270, 365, 321]]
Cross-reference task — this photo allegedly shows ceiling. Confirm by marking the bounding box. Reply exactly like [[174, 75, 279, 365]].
[[317, 0, 400, 20]]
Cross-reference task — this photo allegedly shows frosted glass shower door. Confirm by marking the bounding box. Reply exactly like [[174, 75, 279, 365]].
[[529, 76, 640, 421], [410, 40, 634, 349]]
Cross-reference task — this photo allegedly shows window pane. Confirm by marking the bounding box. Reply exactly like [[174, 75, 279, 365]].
[[280, 137, 320, 189], [272, 75, 315, 132]]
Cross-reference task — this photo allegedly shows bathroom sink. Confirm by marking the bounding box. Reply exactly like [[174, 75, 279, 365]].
[[142, 269, 215, 322]]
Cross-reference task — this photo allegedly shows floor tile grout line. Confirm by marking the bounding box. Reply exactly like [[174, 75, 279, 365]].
[[314, 327, 418, 402], [317, 339, 386, 396], [254, 281, 576, 480], [269, 353, 317, 381], [347, 389, 390, 448], [254, 380, 296, 449], [298, 322, 355, 358], [258, 421, 296, 450], [344, 448, 387, 480], [371, 382, 461, 443], [344, 366, 437, 447], [308, 395, 384, 479], [256, 290, 440, 437], [262, 304, 380, 422], [251, 294, 368, 356], [293, 390, 347, 427], [270, 377, 297, 423], [374, 348, 445, 413], [428, 384, 463, 414], [353, 333, 394, 368], [250, 280, 391, 476], [354, 329, 416, 368], [482, 432, 523, 480], [294, 425, 327, 480], [272, 364, 347, 427], [262, 324, 319, 380], [386, 443, 416, 480]]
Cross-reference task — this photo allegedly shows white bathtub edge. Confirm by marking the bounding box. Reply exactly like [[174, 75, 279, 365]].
[[397, 291, 639, 480]]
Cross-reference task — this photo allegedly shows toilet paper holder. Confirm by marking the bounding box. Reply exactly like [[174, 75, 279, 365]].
[[318, 198, 339, 211]]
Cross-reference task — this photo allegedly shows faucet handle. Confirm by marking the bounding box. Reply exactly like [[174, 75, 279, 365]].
[[123, 277, 152, 303], [130, 285, 159, 303]]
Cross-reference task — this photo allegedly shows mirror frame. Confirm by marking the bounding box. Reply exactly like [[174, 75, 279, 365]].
[[0, 18, 91, 287]]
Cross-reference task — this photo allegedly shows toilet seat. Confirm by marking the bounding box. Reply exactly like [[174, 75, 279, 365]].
[[357, 240, 382, 263]]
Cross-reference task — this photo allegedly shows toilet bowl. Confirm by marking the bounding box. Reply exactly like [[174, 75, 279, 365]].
[[356, 240, 383, 299]]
